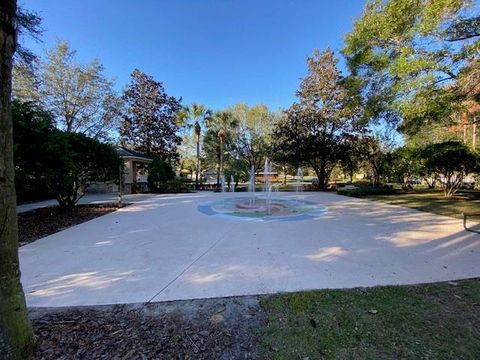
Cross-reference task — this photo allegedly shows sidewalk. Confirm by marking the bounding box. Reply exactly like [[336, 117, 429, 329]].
[[16, 193, 156, 213]]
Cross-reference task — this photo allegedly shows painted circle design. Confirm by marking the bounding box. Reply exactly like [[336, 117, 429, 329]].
[[198, 196, 327, 222]]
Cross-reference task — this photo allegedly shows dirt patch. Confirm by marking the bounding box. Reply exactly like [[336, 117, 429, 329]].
[[18, 203, 125, 246], [29, 296, 264, 359]]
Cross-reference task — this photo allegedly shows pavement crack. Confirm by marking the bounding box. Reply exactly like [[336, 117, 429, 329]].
[[145, 227, 235, 304]]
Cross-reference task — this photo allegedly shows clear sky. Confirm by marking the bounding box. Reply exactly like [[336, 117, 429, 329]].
[[20, 0, 367, 111]]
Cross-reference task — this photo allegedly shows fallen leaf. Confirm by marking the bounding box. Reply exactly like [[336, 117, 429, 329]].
[[210, 314, 224, 324]]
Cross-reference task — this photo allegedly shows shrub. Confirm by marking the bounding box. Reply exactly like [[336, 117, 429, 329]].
[[13, 101, 122, 208], [151, 179, 189, 193], [45, 131, 122, 209], [337, 185, 398, 198], [147, 157, 175, 192], [13, 101, 56, 202]]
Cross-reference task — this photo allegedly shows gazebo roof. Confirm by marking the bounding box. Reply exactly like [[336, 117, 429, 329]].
[[116, 147, 153, 162]]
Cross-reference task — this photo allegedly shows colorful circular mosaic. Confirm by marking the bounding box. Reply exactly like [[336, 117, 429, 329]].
[[198, 196, 328, 222]]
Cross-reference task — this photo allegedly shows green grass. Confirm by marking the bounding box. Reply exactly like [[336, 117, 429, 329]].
[[260, 279, 480, 359], [361, 189, 480, 219]]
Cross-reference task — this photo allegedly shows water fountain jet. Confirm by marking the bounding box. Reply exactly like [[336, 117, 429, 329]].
[[230, 175, 235, 192], [264, 159, 272, 214], [295, 168, 304, 199]]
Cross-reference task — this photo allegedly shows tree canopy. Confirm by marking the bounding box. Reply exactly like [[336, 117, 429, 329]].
[[227, 103, 276, 173], [13, 41, 122, 141], [273, 49, 360, 189], [420, 141, 479, 196], [120, 69, 182, 159], [343, 0, 479, 140]]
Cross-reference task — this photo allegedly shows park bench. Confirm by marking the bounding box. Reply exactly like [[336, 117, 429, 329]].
[[463, 212, 480, 233]]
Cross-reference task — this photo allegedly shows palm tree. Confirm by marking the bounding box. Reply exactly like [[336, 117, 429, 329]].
[[208, 111, 238, 186], [182, 104, 211, 189]]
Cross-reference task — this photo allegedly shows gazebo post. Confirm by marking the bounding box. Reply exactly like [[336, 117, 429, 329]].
[[118, 163, 123, 208]]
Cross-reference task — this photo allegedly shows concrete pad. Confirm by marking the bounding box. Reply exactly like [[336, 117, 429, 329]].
[[19, 192, 480, 307]]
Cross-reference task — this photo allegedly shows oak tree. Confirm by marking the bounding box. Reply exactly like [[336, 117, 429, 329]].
[[273, 49, 359, 189], [343, 0, 479, 141], [120, 69, 182, 160]]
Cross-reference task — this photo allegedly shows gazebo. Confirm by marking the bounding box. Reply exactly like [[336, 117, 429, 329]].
[[117, 147, 153, 193]]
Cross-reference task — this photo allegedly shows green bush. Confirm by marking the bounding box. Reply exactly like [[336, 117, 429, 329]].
[[147, 157, 175, 192], [46, 131, 122, 209], [153, 179, 189, 193], [13, 101, 56, 202], [13, 101, 122, 208], [337, 185, 398, 198]]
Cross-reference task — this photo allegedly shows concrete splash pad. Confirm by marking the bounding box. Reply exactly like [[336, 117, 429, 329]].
[[198, 196, 328, 222], [19, 192, 480, 307]]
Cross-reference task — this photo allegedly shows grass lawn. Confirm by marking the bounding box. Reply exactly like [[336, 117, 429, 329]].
[[260, 279, 480, 359], [362, 189, 480, 219]]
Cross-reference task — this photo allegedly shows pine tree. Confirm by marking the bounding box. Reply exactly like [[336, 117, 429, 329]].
[[0, 1, 35, 358]]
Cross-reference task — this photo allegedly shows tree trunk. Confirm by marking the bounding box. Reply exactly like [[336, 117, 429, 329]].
[[195, 135, 200, 190], [473, 122, 477, 149], [219, 139, 224, 176], [372, 163, 381, 187], [218, 138, 224, 189], [0, 1, 35, 358], [314, 161, 328, 190], [424, 175, 436, 189]]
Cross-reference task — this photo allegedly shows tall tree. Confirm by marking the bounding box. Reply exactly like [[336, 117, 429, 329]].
[[273, 49, 359, 189], [0, 0, 34, 358], [227, 103, 276, 173], [180, 103, 211, 189], [362, 121, 400, 186], [208, 111, 238, 185], [14, 6, 41, 64], [343, 0, 479, 139], [121, 69, 182, 159], [13, 41, 122, 141], [201, 111, 238, 186]]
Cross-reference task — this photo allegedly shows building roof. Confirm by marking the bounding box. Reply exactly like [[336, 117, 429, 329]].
[[116, 147, 153, 162]]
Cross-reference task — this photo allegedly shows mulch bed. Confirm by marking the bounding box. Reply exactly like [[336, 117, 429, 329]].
[[18, 203, 125, 246], [29, 296, 263, 359]]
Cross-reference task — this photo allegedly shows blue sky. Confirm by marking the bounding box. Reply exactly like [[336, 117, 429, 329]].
[[20, 0, 366, 111]]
